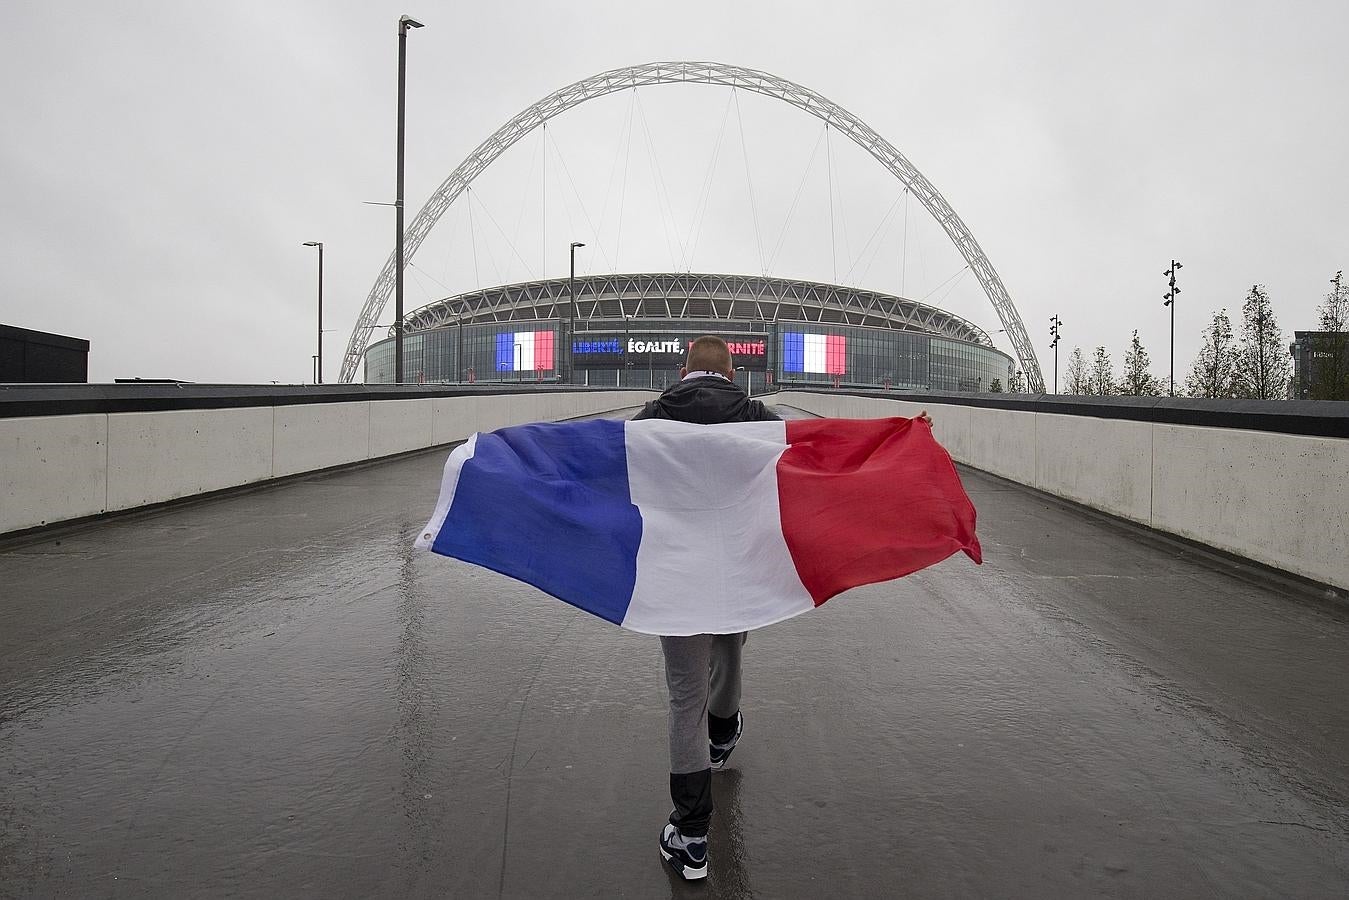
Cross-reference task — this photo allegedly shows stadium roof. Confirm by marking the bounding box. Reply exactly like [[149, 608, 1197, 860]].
[[400, 272, 994, 346]]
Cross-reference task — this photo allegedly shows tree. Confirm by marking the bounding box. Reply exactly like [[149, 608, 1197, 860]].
[[1008, 370, 1026, 393], [1184, 309, 1238, 398], [989, 378, 1003, 393], [1310, 270, 1349, 401], [1065, 347, 1088, 394], [1232, 284, 1291, 400], [1119, 330, 1161, 395], [1320, 271, 1349, 331], [1087, 346, 1116, 395]]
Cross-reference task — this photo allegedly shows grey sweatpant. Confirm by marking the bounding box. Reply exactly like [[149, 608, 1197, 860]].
[[660, 632, 747, 774]]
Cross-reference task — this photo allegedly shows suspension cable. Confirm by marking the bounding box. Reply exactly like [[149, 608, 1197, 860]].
[[634, 89, 686, 271], [766, 123, 827, 273], [732, 88, 766, 275], [545, 119, 615, 273], [596, 89, 637, 270], [826, 124, 836, 282], [844, 190, 904, 284], [467, 180, 537, 281], [613, 89, 636, 271], [930, 266, 972, 308], [467, 186, 481, 291], [541, 122, 546, 275], [467, 186, 504, 286], [831, 127, 852, 278], [900, 187, 909, 296], [919, 264, 971, 304], [438, 188, 466, 289], [545, 128, 583, 272], [407, 260, 460, 297], [507, 128, 544, 283], [682, 89, 736, 272], [406, 262, 453, 313]]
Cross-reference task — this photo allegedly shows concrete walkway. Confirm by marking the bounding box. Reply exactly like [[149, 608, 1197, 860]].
[[2, 407, 1347, 898]]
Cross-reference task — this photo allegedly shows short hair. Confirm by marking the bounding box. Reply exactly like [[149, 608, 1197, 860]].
[[686, 335, 733, 375]]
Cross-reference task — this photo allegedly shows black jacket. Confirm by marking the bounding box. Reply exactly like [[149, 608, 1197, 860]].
[[632, 375, 779, 424]]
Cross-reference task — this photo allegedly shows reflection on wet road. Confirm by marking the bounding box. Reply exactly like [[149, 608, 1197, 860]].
[[2, 407, 1347, 897]]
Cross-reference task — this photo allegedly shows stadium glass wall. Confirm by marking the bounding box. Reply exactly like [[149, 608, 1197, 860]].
[[366, 320, 1013, 395]]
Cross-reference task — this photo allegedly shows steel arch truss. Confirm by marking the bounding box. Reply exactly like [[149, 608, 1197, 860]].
[[341, 61, 1043, 390], [400, 272, 994, 347]]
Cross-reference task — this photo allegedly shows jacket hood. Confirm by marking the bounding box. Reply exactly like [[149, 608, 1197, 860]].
[[644, 377, 760, 424]]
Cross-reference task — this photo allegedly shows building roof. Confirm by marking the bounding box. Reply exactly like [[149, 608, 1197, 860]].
[[398, 272, 993, 346]]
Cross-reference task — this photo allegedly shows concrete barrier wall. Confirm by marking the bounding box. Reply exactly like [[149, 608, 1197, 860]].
[[1, 413, 108, 530], [10, 386, 1344, 591], [775, 391, 1349, 590], [108, 407, 275, 510], [2, 390, 652, 534]]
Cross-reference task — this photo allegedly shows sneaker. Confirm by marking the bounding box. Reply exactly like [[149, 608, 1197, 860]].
[[659, 823, 708, 880], [709, 711, 743, 770]]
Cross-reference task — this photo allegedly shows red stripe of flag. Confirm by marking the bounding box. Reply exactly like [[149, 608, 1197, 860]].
[[825, 334, 846, 375], [776, 417, 981, 606], [535, 331, 554, 370]]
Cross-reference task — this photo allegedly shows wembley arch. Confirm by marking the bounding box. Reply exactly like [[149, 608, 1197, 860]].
[[340, 61, 1044, 391]]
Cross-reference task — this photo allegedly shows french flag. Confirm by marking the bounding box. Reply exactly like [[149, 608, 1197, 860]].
[[495, 331, 555, 372], [415, 417, 981, 635], [783, 332, 846, 375]]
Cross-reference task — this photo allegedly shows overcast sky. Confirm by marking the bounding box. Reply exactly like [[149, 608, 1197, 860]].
[[2, 0, 1346, 386]]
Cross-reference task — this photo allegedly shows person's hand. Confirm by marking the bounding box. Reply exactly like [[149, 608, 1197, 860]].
[[916, 409, 933, 426]]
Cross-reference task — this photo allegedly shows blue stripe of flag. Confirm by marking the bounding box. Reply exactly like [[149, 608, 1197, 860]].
[[496, 333, 513, 371], [430, 419, 642, 625], [784, 332, 805, 372]]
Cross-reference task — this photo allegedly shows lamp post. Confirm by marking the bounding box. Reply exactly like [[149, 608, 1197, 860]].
[[568, 241, 585, 384], [1049, 315, 1063, 394], [1163, 260, 1182, 397], [302, 241, 323, 383], [394, 14, 424, 384], [621, 314, 630, 388]]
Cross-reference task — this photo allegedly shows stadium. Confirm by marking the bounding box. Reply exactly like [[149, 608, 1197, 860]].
[[364, 271, 1016, 394], [348, 62, 1042, 393]]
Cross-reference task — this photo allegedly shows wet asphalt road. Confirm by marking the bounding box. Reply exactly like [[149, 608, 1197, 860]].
[[2, 406, 1347, 899]]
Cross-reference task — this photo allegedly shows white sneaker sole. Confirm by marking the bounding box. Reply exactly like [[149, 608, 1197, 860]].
[[660, 846, 708, 880]]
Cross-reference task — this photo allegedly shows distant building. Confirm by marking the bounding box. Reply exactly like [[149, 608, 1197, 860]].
[[0, 324, 89, 383], [1290, 331, 1349, 400]]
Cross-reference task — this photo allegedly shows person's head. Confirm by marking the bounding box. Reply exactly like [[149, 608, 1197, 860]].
[[681, 335, 734, 380]]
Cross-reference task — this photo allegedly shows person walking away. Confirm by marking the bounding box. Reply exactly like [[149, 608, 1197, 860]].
[[632, 335, 777, 880]]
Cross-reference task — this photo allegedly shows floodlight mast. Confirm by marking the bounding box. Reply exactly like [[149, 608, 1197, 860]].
[[340, 61, 1043, 390]]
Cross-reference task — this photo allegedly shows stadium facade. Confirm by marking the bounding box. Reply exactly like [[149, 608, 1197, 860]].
[[366, 273, 1015, 394]]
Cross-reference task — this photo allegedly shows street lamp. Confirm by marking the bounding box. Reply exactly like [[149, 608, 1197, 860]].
[[394, 14, 424, 384], [568, 241, 585, 384], [302, 241, 323, 383], [456, 311, 464, 383], [1163, 260, 1182, 397]]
